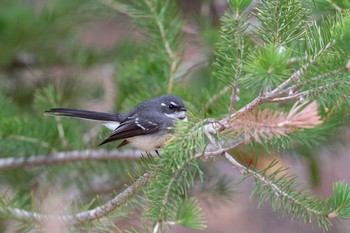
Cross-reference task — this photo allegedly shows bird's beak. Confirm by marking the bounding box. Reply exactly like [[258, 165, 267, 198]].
[[178, 110, 187, 122]]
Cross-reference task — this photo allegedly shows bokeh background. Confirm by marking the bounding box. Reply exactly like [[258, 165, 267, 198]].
[[1, 0, 350, 232]]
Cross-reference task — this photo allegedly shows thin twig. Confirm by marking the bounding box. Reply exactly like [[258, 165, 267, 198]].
[[0, 149, 153, 170], [229, 13, 242, 114], [55, 117, 67, 148], [270, 80, 350, 103], [269, 67, 347, 100], [0, 171, 155, 226], [144, 0, 179, 93]]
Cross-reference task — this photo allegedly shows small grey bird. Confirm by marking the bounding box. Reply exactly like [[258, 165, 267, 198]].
[[44, 95, 187, 151]]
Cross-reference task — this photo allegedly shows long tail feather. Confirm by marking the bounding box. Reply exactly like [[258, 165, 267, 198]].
[[44, 108, 121, 122]]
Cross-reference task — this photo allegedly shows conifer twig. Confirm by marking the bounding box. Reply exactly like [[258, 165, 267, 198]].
[[144, 0, 179, 93], [0, 149, 152, 170], [228, 12, 243, 114], [223, 152, 326, 217]]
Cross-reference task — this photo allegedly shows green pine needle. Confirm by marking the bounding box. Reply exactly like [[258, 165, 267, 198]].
[[247, 160, 332, 230], [254, 0, 309, 46], [328, 181, 350, 220], [145, 120, 206, 225], [242, 44, 292, 92], [175, 198, 206, 229]]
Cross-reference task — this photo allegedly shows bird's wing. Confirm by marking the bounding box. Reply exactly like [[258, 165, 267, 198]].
[[99, 114, 169, 146]]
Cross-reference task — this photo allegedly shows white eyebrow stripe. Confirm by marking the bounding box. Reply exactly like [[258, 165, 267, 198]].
[[170, 101, 178, 106], [161, 103, 167, 106]]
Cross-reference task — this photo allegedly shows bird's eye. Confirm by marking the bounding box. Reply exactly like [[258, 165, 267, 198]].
[[168, 104, 175, 109]]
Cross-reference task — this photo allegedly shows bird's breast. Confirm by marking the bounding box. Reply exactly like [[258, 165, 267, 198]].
[[127, 134, 168, 151]]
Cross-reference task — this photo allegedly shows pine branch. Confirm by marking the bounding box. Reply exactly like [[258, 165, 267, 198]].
[[270, 80, 350, 103], [271, 67, 348, 100], [211, 2, 250, 114], [253, 0, 309, 46], [267, 40, 336, 97], [229, 39, 336, 119], [223, 152, 332, 230], [0, 171, 154, 226], [0, 149, 152, 170]]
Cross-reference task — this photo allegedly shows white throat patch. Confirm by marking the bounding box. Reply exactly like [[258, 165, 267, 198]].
[[164, 111, 187, 121]]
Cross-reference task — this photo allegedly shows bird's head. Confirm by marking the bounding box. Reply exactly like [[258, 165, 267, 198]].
[[159, 95, 187, 121]]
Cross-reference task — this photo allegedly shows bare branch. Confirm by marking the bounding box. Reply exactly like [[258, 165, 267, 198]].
[[0, 149, 152, 170]]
